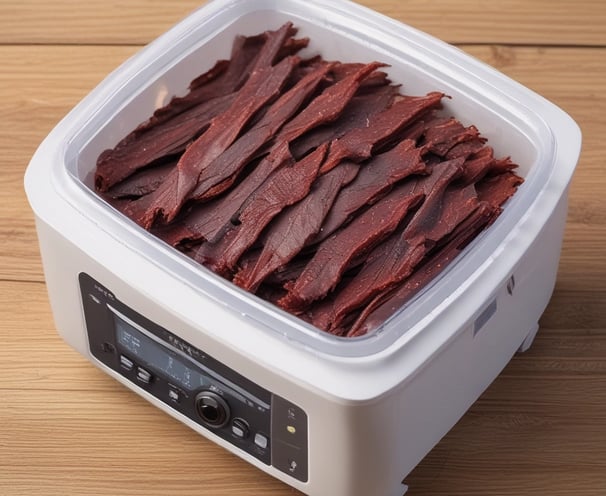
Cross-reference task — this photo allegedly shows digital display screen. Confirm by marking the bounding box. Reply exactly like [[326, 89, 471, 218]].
[[115, 315, 206, 391]]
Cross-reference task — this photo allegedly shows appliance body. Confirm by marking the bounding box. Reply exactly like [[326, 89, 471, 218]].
[[25, 1, 581, 495]]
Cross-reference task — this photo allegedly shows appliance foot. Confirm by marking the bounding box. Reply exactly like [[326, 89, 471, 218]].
[[517, 323, 539, 353]]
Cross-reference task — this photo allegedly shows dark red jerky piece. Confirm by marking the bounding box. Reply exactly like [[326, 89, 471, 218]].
[[102, 23, 307, 191], [134, 59, 232, 135], [328, 62, 391, 88], [126, 56, 299, 229], [318, 232, 425, 331], [175, 24, 300, 115], [189, 62, 333, 202], [143, 33, 265, 129], [289, 84, 400, 160], [332, 176, 480, 332], [400, 158, 465, 240], [160, 143, 295, 247], [348, 202, 498, 337], [274, 62, 387, 146], [419, 117, 485, 158], [107, 159, 177, 199], [233, 161, 359, 292], [250, 23, 300, 71], [156, 63, 383, 247], [264, 255, 309, 287], [319, 92, 444, 173], [458, 146, 494, 184], [277, 36, 310, 60], [310, 139, 426, 245], [477, 171, 524, 208], [445, 138, 488, 160], [278, 183, 425, 313], [489, 156, 518, 175], [200, 144, 327, 276], [95, 92, 236, 191], [323, 159, 464, 329]]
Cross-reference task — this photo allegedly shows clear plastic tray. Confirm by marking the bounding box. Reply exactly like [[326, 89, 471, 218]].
[[55, 0, 576, 357]]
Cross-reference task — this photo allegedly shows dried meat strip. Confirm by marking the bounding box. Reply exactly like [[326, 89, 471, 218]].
[[419, 117, 485, 158], [159, 144, 295, 247], [321, 159, 464, 329], [155, 23, 301, 123], [189, 62, 333, 202], [310, 139, 426, 244], [157, 62, 384, 246], [95, 92, 236, 191], [126, 55, 300, 229], [197, 144, 328, 276], [476, 171, 524, 208], [458, 146, 495, 184], [289, 84, 400, 160], [272, 62, 386, 146], [233, 161, 359, 292], [348, 202, 498, 337], [319, 92, 444, 173], [278, 182, 425, 313], [107, 159, 177, 199]]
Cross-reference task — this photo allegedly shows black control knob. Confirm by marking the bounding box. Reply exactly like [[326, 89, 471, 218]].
[[195, 391, 230, 428]]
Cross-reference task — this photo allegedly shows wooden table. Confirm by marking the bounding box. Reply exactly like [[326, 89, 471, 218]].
[[1, 1, 605, 495]]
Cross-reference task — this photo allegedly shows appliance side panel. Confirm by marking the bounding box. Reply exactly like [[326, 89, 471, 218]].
[[325, 193, 570, 496]]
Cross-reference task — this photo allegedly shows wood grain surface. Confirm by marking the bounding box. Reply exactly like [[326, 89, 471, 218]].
[[1, 1, 605, 495]]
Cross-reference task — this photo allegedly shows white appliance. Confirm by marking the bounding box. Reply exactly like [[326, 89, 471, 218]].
[[24, 1, 581, 495]]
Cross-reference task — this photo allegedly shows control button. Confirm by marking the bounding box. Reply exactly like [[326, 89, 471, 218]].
[[102, 342, 116, 354], [136, 367, 152, 384], [254, 433, 268, 450], [119, 355, 134, 371], [231, 418, 249, 439], [168, 386, 181, 403]]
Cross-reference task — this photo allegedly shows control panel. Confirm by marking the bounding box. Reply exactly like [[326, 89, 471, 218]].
[[79, 272, 308, 482]]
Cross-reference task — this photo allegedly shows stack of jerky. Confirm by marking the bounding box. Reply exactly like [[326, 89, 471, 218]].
[[95, 22, 523, 337]]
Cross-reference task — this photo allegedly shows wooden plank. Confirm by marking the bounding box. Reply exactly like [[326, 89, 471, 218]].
[[0, 46, 138, 282], [1, 0, 605, 46]]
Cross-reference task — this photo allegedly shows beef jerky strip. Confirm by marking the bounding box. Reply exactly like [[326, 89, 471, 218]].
[[126, 56, 299, 229], [233, 161, 359, 292], [459, 146, 495, 185], [158, 62, 385, 246], [444, 138, 488, 160], [310, 139, 426, 245], [476, 171, 524, 208], [271, 62, 386, 146], [278, 182, 425, 313], [320, 159, 465, 330], [95, 92, 236, 191], [488, 156, 519, 176], [156, 144, 294, 247], [152, 23, 300, 124], [195, 144, 327, 276], [102, 24, 304, 186], [348, 201, 498, 337], [125, 34, 262, 140], [328, 62, 391, 88], [420, 117, 484, 158], [289, 84, 400, 160], [319, 92, 444, 173], [107, 159, 177, 199], [189, 62, 333, 202]]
